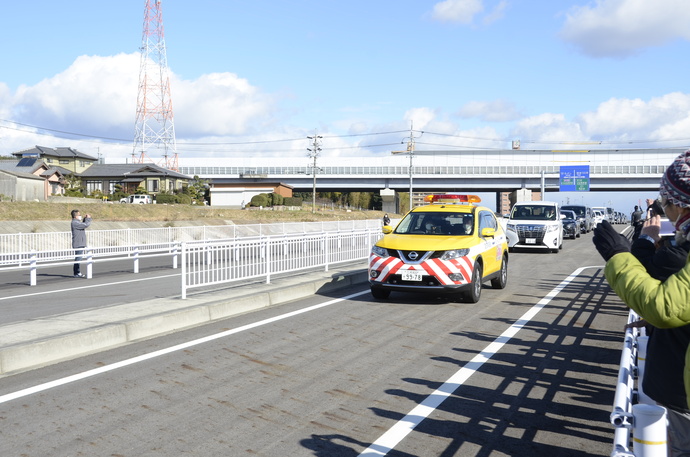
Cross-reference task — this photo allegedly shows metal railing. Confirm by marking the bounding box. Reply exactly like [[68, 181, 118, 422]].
[[0, 220, 384, 260], [180, 228, 381, 299], [611, 310, 668, 457]]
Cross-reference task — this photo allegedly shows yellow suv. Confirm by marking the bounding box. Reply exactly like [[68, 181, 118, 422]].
[[369, 194, 509, 302]]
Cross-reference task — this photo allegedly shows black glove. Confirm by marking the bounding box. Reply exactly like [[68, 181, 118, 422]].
[[592, 220, 631, 261]]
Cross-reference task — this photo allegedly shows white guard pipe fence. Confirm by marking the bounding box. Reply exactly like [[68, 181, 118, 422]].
[[611, 310, 668, 457], [0, 220, 384, 262], [180, 228, 381, 299]]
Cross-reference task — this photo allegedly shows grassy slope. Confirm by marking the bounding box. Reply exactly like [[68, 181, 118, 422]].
[[0, 201, 394, 224]]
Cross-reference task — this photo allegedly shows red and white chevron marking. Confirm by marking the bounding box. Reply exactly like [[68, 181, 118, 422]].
[[369, 254, 474, 286]]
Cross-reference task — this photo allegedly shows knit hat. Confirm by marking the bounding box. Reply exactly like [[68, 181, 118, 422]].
[[660, 150, 690, 209]]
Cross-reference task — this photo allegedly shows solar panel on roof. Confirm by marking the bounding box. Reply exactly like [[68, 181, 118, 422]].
[[17, 158, 36, 167]]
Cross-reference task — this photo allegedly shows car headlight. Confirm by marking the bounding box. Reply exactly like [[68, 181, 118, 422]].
[[506, 223, 516, 232], [371, 245, 389, 257], [547, 225, 560, 233], [441, 249, 470, 260]]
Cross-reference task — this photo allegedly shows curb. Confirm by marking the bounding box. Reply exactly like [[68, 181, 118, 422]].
[[0, 268, 369, 376]]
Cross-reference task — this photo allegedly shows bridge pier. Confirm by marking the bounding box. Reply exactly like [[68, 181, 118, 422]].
[[380, 188, 397, 214]]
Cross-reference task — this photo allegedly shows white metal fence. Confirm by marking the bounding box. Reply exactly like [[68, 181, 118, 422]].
[[180, 228, 381, 299], [611, 310, 668, 457], [0, 220, 384, 262]]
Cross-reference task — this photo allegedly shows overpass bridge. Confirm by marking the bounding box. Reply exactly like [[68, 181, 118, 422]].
[[178, 147, 687, 208]]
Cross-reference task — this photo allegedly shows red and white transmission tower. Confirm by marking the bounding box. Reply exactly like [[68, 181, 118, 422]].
[[132, 0, 178, 171]]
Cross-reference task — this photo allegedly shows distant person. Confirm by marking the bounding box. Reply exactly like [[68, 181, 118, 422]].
[[383, 213, 390, 226], [70, 209, 92, 278], [631, 205, 643, 240]]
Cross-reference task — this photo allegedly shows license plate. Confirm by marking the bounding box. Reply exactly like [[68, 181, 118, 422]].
[[401, 270, 422, 281], [525, 238, 536, 244]]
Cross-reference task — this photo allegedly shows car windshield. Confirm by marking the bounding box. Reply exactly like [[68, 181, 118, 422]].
[[394, 211, 473, 236], [511, 205, 558, 221], [560, 210, 576, 220]]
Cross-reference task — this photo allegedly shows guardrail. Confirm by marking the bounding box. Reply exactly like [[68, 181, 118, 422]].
[[611, 310, 668, 457], [180, 228, 381, 299]]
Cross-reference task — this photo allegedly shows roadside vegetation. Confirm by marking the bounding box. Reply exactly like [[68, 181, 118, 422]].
[[0, 201, 396, 224]]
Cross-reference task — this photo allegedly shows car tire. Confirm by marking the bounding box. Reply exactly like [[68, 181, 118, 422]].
[[463, 262, 483, 303], [370, 287, 390, 300], [490, 255, 508, 289]]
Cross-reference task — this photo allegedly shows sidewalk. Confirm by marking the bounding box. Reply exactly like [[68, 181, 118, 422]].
[[0, 265, 368, 376]]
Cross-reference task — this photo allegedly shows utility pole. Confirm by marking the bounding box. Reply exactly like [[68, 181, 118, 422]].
[[307, 134, 322, 213], [392, 123, 421, 212]]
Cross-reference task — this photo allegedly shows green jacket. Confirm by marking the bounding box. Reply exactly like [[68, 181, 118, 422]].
[[605, 251, 690, 408]]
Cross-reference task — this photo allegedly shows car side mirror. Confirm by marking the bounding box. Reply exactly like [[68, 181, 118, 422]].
[[481, 227, 495, 238], [382, 226, 393, 234]]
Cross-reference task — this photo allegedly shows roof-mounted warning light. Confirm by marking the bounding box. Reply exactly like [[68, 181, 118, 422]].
[[424, 194, 482, 204]]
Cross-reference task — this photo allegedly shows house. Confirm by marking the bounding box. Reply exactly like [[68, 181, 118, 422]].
[[0, 158, 66, 200], [78, 163, 190, 196], [12, 146, 98, 175]]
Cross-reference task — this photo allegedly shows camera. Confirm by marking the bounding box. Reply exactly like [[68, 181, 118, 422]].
[[649, 199, 665, 217]]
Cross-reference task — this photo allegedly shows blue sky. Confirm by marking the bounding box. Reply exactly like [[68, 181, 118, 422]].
[[1, 0, 689, 211]]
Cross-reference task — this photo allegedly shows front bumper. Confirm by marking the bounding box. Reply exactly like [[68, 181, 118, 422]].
[[506, 225, 560, 249], [368, 253, 474, 293]]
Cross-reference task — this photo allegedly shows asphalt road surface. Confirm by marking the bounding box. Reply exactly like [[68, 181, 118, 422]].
[[0, 231, 630, 456]]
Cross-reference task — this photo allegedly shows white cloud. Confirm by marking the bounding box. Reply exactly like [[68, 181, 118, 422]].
[[404, 107, 437, 130], [512, 113, 587, 144], [431, 0, 483, 24], [560, 0, 690, 58], [457, 99, 522, 122], [430, 0, 507, 25], [578, 92, 690, 140]]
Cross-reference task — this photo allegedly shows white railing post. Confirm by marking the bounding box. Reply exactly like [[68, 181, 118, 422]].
[[324, 233, 330, 272], [29, 250, 37, 286], [133, 246, 139, 273], [265, 237, 271, 284], [172, 242, 179, 269], [86, 248, 93, 279], [632, 404, 667, 457], [180, 242, 187, 299], [636, 336, 653, 404]]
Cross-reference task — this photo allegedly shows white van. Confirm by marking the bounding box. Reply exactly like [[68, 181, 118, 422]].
[[120, 194, 152, 204], [506, 201, 563, 253]]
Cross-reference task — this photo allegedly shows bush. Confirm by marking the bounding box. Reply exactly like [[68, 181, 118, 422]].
[[250, 194, 270, 207], [270, 193, 284, 206], [283, 197, 302, 207], [155, 193, 178, 204]]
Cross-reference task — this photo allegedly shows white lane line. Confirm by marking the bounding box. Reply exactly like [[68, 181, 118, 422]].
[[0, 273, 181, 301], [0, 289, 370, 405], [358, 266, 599, 457]]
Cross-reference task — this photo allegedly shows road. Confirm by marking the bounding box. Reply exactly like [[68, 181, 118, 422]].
[[0, 231, 628, 456]]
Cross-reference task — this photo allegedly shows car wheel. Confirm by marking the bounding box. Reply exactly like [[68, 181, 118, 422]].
[[463, 262, 483, 303], [370, 287, 390, 300], [490, 255, 508, 289]]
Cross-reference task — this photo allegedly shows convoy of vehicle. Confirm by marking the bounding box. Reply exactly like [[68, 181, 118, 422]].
[[368, 194, 628, 301]]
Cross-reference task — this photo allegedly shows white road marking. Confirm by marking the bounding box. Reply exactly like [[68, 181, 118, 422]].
[[0, 290, 370, 405], [357, 266, 599, 456]]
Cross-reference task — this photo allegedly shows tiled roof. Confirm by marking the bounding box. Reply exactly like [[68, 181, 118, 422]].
[[79, 163, 190, 179], [12, 146, 97, 161]]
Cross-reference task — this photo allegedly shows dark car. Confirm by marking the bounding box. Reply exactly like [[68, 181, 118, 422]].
[[560, 210, 581, 239]]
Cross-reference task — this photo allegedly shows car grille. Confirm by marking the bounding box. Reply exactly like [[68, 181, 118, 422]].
[[387, 250, 439, 262], [516, 225, 546, 243]]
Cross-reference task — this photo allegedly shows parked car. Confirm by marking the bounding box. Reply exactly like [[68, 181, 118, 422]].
[[120, 194, 152, 204], [592, 210, 605, 226], [560, 210, 581, 239], [506, 201, 564, 253], [368, 194, 509, 303]]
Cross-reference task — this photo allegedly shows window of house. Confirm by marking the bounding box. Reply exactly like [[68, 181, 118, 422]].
[[85, 181, 103, 194], [147, 180, 159, 193], [59, 159, 69, 165], [109, 181, 123, 194]]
